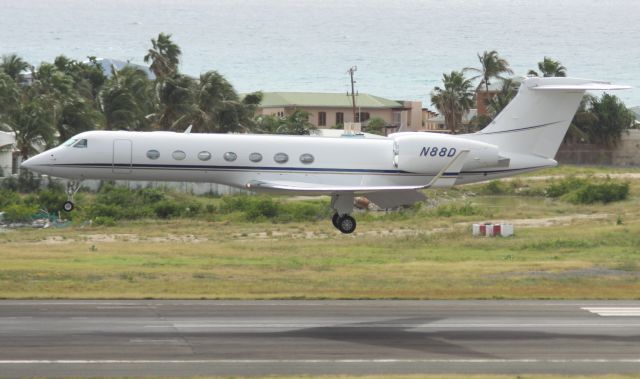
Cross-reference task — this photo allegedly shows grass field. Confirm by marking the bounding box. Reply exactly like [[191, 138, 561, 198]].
[[1, 165, 639, 299], [87, 376, 640, 379]]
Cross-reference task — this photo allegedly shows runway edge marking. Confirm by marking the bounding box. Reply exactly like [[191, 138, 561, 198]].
[[582, 307, 640, 317], [2, 359, 640, 364]]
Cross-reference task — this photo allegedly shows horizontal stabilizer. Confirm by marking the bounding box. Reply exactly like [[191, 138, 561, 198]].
[[530, 83, 631, 91]]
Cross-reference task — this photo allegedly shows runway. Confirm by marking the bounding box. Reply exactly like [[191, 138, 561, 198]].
[[1, 300, 640, 377]]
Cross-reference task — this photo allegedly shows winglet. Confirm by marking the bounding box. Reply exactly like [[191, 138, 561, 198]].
[[422, 150, 469, 189]]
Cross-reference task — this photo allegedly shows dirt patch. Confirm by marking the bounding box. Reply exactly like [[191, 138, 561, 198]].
[[37, 233, 208, 245]]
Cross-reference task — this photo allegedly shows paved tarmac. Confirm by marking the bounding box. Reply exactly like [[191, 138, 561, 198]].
[[1, 300, 640, 377]]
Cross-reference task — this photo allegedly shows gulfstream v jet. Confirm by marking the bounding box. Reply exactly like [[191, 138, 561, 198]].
[[22, 77, 629, 233]]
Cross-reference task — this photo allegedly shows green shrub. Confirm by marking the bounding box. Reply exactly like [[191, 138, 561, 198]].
[[0, 189, 21, 209], [245, 197, 279, 220], [434, 202, 479, 217], [481, 180, 507, 195], [140, 188, 166, 204], [219, 195, 250, 213], [154, 200, 181, 219], [546, 177, 587, 198], [1, 176, 18, 191], [546, 177, 629, 204], [564, 181, 629, 204], [3, 204, 37, 223], [38, 189, 67, 212], [93, 216, 117, 226]]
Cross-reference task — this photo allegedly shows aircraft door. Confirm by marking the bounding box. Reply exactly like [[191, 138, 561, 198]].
[[113, 139, 132, 174]]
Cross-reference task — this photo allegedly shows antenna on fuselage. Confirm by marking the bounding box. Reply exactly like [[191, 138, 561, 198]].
[[184, 125, 193, 134]]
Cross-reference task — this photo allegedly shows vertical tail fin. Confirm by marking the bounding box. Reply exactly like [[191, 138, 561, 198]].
[[466, 77, 630, 159]]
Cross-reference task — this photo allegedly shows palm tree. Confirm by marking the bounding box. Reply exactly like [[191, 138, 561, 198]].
[[430, 71, 474, 133], [487, 79, 519, 116], [155, 74, 196, 131], [253, 110, 316, 135], [464, 50, 514, 92], [144, 33, 182, 80], [0, 73, 54, 160], [100, 66, 156, 131], [31, 62, 103, 141], [0, 54, 30, 83], [187, 71, 263, 133], [528, 57, 567, 77]]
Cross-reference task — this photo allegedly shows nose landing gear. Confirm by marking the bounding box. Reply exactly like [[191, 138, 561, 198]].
[[63, 181, 82, 212]]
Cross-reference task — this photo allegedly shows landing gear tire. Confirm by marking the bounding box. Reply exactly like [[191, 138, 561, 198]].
[[337, 215, 356, 234], [332, 213, 340, 228], [64, 180, 82, 212], [63, 201, 74, 212]]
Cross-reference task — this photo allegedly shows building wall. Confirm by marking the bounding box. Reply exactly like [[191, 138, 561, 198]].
[[262, 106, 397, 128], [0, 150, 12, 177], [556, 130, 640, 166]]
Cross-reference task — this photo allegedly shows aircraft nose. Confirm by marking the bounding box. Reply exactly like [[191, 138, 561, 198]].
[[20, 152, 54, 174]]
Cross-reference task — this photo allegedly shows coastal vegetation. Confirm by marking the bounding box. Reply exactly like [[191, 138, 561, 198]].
[[431, 51, 636, 136], [0, 32, 315, 156]]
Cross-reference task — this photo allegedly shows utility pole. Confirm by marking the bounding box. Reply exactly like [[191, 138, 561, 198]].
[[347, 66, 357, 123]]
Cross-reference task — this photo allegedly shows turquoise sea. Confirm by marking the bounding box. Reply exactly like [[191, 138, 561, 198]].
[[2, 0, 639, 106]]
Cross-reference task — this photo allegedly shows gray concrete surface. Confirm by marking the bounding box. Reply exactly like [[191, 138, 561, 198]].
[[1, 300, 639, 377]]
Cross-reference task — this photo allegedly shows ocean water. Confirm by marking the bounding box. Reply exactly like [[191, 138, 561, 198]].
[[2, 0, 639, 107]]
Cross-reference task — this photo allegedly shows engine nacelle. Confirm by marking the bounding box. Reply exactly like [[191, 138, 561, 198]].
[[392, 133, 504, 174]]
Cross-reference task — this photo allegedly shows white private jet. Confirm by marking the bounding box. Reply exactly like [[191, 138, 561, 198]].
[[22, 77, 629, 233]]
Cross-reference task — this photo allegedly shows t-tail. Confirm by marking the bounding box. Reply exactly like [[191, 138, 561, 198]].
[[465, 77, 630, 160]]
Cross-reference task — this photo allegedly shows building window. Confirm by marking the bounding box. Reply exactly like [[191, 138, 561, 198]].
[[356, 112, 370, 123], [223, 152, 237, 162], [172, 150, 186, 160], [274, 152, 288, 164], [299, 153, 314, 164], [318, 112, 326, 126], [336, 112, 344, 125], [198, 151, 212, 161], [393, 111, 402, 126], [73, 139, 88, 148], [146, 150, 160, 160], [249, 152, 263, 162], [276, 111, 285, 118]]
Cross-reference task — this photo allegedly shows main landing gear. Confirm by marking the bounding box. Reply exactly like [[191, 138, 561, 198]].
[[63, 180, 82, 212], [332, 213, 357, 234], [330, 193, 357, 234]]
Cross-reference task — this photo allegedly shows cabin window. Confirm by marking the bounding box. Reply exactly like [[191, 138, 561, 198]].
[[274, 152, 288, 164], [73, 139, 87, 148], [299, 153, 314, 164], [146, 149, 160, 160], [172, 150, 186, 160], [198, 151, 212, 161], [63, 138, 78, 147], [249, 152, 263, 163], [335, 112, 344, 125], [318, 112, 326, 126], [224, 152, 237, 162]]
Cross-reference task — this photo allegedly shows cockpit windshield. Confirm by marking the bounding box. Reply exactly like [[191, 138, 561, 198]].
[[73, 139, 88, 148], [62, 138, 78, 147]]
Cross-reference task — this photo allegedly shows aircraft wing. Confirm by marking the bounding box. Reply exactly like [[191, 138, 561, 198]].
[[245, 150, 470, 193], [246, 180, 427, 193]]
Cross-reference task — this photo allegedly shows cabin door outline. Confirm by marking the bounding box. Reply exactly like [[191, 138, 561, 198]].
[[112, 139, 132, 173]]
